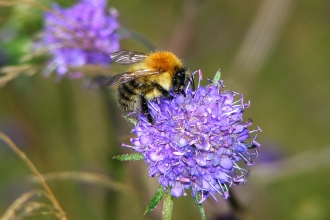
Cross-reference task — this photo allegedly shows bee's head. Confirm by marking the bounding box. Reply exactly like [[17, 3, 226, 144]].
[[173, 67, 187, 96]]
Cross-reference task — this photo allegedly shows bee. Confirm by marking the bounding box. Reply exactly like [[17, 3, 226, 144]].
[[105, 50, 191, 124]]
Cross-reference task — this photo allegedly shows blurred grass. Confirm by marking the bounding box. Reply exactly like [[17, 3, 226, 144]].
[[1, 0, 330, 219]]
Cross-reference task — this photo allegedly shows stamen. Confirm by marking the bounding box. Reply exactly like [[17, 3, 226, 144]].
[[256, 126, 262, 132], [251, 140, 261, 148], [237, 152, 253, 165], [222, 108, 240, 116], [218, 80, 225, 88], [173, 152, 185, 156], [244, 100, 251, 109], [209, 192, 219, 203], [218, 181, 225, 192], [249, 149, 258, 159], [198, 191, 206, 204], [233, 162, 249, 173], [122, 143, 134, 148], [148, 100, 158, 112], [179, 177, 191, 183], [198, 197, 206, 204], [166, 108, 172, 117], [249, 128, 261, 134], [139, 117, 149, 124], [233, 175, 246, 184], [198, 69, 202, 88], [222, 185, 229, 199], [239, 94, 244, 107], [249, 134, 259, 147], [242, 121, 253, 128], [209, 181, 223, 196]]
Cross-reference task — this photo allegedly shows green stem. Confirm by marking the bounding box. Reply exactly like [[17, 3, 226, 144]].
[[162, 191, 174, 220], [194, 193, 206, 220], [99, 86, 122, 220]]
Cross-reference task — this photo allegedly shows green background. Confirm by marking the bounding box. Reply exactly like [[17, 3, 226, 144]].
[[0, 0, 330, 219]]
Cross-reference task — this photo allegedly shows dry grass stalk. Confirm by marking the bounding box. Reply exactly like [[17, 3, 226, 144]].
[[29, 171, 134, 194], [228, 0, 294, 88], [0, 65, 41, 88], [0, 132, 67, 220], [0, 0, 52, 12], [0, 190, 62, 220]]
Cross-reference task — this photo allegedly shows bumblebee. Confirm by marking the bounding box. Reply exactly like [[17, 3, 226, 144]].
[[105, 50, 190, 124]]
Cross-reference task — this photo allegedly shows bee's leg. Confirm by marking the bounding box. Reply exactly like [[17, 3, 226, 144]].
[[154, 83, 174, 99], [181, 88, 186, 97], [190, 74, 195, 91], [141, 95, 154, 124]]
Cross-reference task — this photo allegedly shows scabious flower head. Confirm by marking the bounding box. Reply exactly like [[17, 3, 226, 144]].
[[127, 72, 261, 203], [40, 0, 120, 78]]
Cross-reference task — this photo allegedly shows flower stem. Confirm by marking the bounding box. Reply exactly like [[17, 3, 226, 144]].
[[162, 191, 174, 220]]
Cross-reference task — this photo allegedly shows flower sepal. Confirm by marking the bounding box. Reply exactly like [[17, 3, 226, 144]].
[[123, 115, 138, 125], [194, 192, 206, 220], [113, 153, 144, 161], [144, 185, 166, 215], [212, 69, 222, 85]]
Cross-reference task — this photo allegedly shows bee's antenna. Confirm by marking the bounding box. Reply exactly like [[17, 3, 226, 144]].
[[104, 76, 115, 86]]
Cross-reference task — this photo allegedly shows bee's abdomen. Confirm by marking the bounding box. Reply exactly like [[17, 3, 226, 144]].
[[117, 81, 141, 112]]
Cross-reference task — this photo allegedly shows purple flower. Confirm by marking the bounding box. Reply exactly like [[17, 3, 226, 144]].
[[127, 74, 261, 203], [40, 0, 120, 78]]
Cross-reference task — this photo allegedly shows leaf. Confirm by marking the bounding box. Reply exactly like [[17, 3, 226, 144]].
[[162, 190, 173, 220], [144, 185, 166, 215], [212, 69, 221, 85], [194, 192, 206, 220], [123, 115, 138, 125], [113, 153, 144, 161]]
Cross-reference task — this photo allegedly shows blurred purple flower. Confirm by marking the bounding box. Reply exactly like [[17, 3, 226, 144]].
[[126, 75, 261, 203], [40, 0, 120, 78]]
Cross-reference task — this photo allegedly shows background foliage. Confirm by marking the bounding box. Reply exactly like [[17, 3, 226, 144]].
[[1, 0, 330, 219]]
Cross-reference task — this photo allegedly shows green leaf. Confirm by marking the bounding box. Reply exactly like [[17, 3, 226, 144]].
[[113, 153, 144, 161], [194, 192, 206, 220], [212, 69, 221, 85], [162, 190, 173, 220], [145, 185, 166, 215], [123, 115, 138, 125]]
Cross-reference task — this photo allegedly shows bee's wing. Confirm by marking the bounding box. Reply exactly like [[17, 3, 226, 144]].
[[105, 69, 160, 86], [110, 50, 148, 65]]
